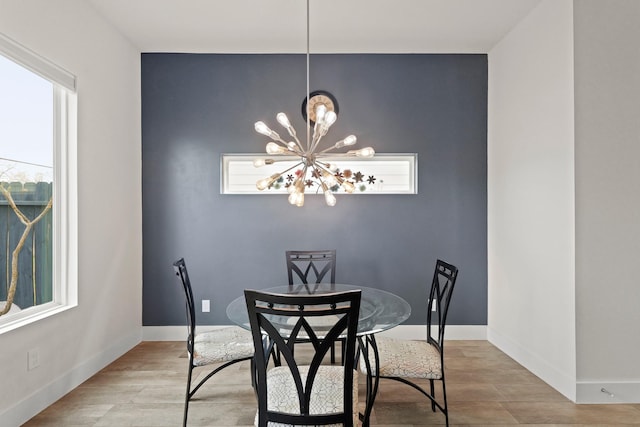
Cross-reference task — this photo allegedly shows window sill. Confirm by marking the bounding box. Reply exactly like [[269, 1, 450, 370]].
[[0, 302, 77, 335]]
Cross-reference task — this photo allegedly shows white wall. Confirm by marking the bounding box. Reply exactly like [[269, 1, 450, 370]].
[[487, 0, 576, 400], [573, 0, 640, 403], [0, 0, 142, 424]]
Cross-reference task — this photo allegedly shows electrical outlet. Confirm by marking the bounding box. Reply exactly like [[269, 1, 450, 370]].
[[431, 300, 437, 311], [27, 348, 40, 371], [202, 299, 210, 313]]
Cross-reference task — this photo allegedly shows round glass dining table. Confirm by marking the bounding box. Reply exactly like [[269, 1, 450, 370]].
[[226, 283, 411, 336], [226, 283, 411, 427]]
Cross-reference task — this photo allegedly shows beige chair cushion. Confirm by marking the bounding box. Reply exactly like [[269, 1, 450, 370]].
[[192, 326, 254, 366], [255, 365, 358, 427], [360, 336, 442, 379]]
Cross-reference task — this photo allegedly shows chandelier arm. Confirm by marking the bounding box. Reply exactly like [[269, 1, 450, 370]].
[[312, 164, 338, 206], [296, 165, 309, 190], [310, 163, 333, 187], [258, 157, 304, 164], [317, 144, 342, 155], [314, 162, 345, 186], [314, 159, 332, 168], [309, 129, 327, 154], [275, 161, 305, 177], [316, 152, 358, 158], [291, 133, 305, 152], [269, 139, 304, 156], [315, 160, 340, 180], [272, 136, 292, 147], [290, 146, 304, 156], [313, 161, 333, 174]]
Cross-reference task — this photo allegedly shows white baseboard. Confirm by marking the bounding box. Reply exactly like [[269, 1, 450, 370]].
[[3, 330, 141, 426], [487, 327, 577, 402], [376, 324, 487, 340], [143, 325, 229, 341], [577, 381, 640, 404], [142, 324, 487, 341]]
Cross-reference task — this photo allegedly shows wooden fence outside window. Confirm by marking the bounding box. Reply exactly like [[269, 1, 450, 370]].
[[0, 181, 53, 313]]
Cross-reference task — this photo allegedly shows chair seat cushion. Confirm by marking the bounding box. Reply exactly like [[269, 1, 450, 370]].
[[255, 365, 358, 427], [359, 336, 442, 379], [192, 326, 254, 366]]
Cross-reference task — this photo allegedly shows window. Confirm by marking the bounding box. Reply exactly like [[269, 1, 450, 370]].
[[221, 154, 418, 194], [0, 33, 77, 333]]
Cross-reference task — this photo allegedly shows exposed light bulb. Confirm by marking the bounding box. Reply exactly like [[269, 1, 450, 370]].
[[314, 110, 337, 138], [289, 179, 305, 195], [266, 142, 287, 155], [255, 121, 280, 140], [256, 173, 281, 191], [254, 121, 270, 135], [343, 181, 355, 193], [253, 158, 275, 167], [334, 135, 357, 149], [324, 111, 337, 127], [323, 170, 338, 187], [315, 104, 327, 123], [288, 190, 305, 207], [322, 183, 337, 206], [324, 191, 336, 206], [343, 135, 357, 146], [276, 112, 291, 128], [256, 178, 270, 191], [350, 147, 375, 158]]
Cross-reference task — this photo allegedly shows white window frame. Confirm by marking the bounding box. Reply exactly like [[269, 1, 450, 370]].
[[221, 153, 418, 195], [0, 32, 78, 334]]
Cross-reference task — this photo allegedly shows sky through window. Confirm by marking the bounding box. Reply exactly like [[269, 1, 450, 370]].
[[0, 54, 53, 182]]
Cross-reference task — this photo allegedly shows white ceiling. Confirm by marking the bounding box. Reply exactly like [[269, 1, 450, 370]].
[[87, 0, 541, 53]]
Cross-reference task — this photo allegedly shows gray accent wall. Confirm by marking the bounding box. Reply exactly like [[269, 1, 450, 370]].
[[142, 53, 487, 326]]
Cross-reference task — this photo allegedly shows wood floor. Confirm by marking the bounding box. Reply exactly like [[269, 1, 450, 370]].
[[24, 340, 640, 426]]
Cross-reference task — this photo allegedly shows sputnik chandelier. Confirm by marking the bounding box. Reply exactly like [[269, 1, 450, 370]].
[[252, 0, 374, 207]]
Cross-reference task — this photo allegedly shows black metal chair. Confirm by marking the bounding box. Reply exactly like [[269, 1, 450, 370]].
[[173, 258, 254, 427], [285, 250, 343, 364], [286, 250, 336, 286], [361, 259, 458, 426], [245, 288, 361, 427]]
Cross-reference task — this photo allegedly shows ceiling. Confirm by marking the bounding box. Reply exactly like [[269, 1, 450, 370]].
[[87, 0, 541, 53]]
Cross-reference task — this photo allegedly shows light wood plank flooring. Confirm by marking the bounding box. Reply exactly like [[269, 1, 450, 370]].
[[24, 340, 640, 426]]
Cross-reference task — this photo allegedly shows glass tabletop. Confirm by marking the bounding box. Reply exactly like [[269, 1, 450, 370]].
[[226, 283, 411, 336]]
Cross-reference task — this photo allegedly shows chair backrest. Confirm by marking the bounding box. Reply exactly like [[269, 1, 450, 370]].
[[426, 259, 459, 349], [286, 250, 336, 285], [173, 258, 197, 350], [245, 289, 361, 427]]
